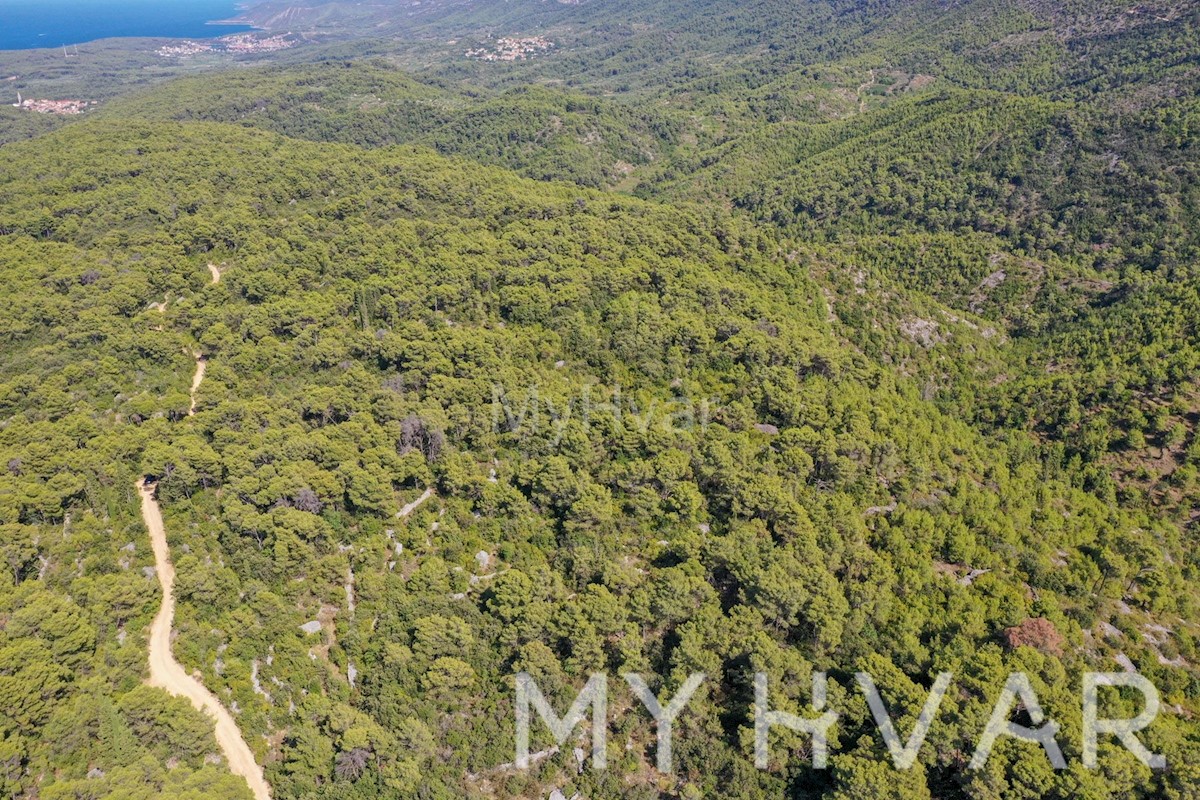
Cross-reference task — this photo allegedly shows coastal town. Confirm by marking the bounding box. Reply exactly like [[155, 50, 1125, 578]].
[[465, 35, 554, 62], [155, 32, 296, 58], [9, 31, 298, 115]]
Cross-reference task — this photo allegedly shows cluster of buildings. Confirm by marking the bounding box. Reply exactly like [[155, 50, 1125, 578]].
[[465, 36, 554, 62], [155, 33, 295, 58], [220, 33, 295, 53], [154, 40, 216, 57], [10, 93, 95, 115]]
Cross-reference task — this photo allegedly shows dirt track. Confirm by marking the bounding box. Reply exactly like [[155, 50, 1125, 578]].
[[189, 355, 207, 415], [398, 487, 434, 518], [138, 479, 272, 800]]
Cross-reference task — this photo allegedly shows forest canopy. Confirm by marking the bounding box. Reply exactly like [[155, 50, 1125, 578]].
[[1, 0, 1198, 798]]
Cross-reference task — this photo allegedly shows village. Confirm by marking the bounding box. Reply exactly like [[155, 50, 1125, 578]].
[[155, 32, 296, 58], [465, 35, 554, 62], [10, 94, 95, 115]]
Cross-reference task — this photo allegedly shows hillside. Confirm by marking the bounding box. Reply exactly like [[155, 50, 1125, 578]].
[[1, 111, 1197, 798], [101, 61, 684, 188], [1, 1, 1199, 799]]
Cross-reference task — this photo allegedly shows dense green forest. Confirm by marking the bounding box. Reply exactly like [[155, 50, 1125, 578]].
[[101, 64, 684, 189], [1, 1, 1199, 798]]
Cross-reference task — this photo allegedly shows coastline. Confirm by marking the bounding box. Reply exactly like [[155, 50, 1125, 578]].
[[0, 1, 258, 52]]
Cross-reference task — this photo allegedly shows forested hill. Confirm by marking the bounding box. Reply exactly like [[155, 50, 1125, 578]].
[[2, 114, 1198, 798], [91, 0, 1200, 533], [227, 0, 1199, 99], [1, 1, 1199, 799], [99, 63, 684, 189]]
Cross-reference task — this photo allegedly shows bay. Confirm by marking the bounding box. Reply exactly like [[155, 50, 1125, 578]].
[[0, 0, 254, 51]]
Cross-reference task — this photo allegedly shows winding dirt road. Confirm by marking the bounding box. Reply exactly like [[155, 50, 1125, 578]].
[[136, 262, 272, 800], [138, 479, 272, 800]]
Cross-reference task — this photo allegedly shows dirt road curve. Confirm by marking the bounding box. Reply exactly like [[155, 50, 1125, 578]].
[[137, 479, 272, 800]]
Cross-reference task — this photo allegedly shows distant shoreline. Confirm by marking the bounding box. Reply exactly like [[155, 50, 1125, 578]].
[[0, 0, 258, 52]]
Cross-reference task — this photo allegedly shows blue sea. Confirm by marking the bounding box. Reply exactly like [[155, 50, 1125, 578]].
[[0, 0, 254, 51]]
